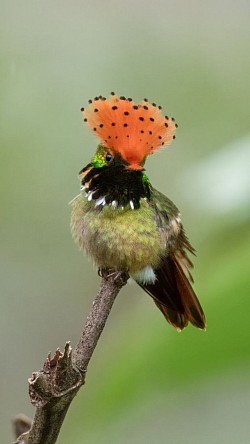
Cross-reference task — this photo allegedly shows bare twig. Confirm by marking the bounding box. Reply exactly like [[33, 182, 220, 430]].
[[14, 272, 128, 444], [12, 415, 32, 441]]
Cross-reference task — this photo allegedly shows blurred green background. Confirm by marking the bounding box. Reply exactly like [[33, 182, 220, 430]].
[[1, 1, 250, 443]]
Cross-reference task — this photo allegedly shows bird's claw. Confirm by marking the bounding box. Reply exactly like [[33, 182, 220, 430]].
[[98, 268, 129, 286]]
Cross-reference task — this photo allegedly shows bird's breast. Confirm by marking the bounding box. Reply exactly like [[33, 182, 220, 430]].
[[71, 194, 164, 273]]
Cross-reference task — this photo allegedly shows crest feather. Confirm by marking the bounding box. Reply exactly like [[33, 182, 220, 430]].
[[81, 94, 177, 168]]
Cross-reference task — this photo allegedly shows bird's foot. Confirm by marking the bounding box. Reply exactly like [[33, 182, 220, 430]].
[[98, 268, 129, 286]]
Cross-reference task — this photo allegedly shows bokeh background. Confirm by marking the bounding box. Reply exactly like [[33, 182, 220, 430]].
[[1, 1, 250, 442]]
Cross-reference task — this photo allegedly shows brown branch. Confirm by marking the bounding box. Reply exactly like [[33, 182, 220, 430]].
[[14, 272, 128, 444], [12, 415, 32, 441]]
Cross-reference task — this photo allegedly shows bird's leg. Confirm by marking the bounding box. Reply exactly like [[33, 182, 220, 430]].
[[98, 268, 129, 286]]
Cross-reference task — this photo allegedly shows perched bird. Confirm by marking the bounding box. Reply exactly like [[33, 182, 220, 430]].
[[71, 93, 206, 331]]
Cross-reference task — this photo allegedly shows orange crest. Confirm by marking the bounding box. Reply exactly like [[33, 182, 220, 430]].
[[81, 93, 177, 169]]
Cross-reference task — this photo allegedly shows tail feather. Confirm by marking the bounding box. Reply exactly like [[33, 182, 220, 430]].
[[173, 258, 206, 329], [137, 256, 206, 331], [153, 299, 188, 331]]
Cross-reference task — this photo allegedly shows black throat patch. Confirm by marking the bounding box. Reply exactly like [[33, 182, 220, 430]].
[[81, 165, 151, 209]]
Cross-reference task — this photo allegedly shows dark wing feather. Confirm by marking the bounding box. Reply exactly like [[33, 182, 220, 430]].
[[138, 256, 206, 331], [138, 186, 206, 330]]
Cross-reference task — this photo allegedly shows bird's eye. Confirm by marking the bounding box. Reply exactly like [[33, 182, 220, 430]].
[[105, 152, 113, 162]]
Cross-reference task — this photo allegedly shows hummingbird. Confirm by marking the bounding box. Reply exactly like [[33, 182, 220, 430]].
[[71, 93, 206, 331]]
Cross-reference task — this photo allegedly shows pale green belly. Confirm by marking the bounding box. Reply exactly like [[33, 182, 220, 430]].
[[71, 194, 164, 274]]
